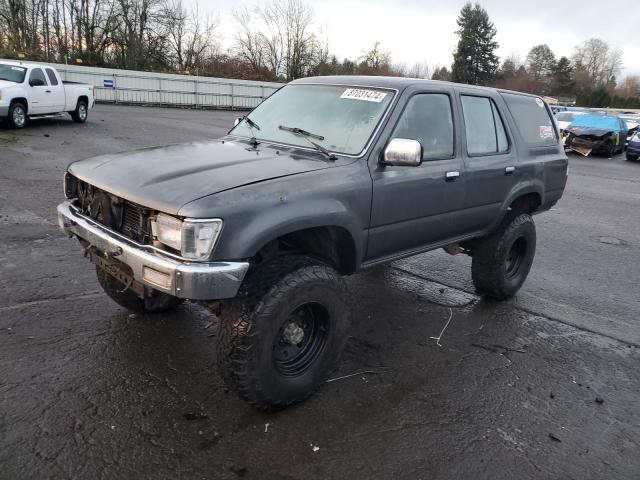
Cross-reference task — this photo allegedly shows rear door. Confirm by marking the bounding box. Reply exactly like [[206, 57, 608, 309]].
[[44, 68, 65, 112], [367, 86, 466, 261], [455, 89, 518, 233]]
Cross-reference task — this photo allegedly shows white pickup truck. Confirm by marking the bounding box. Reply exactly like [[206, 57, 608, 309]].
[[0, 61, 95, 128]]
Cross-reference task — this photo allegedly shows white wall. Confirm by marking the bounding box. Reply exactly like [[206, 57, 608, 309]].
[[1, 59, 282, 110]]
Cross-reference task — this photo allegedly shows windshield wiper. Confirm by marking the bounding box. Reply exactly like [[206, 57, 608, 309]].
[[278, 125, 336, 161], [243, 116, 261, 131], [238, 116, 260, 147]]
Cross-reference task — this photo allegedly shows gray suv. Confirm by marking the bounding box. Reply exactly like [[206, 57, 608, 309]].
[[58, 76, 568, 409]]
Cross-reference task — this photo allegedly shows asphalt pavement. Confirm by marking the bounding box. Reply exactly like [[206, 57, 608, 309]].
[[1, 105, 639, 479]]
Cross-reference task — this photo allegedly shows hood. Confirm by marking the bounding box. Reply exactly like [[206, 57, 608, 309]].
[[567, 127, 614, 138], [68, 139, 350, 215], [0, 79, 20, 89]]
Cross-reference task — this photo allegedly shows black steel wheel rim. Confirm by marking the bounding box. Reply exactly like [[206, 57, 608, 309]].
[[505, 237, 527, 279], [272, 302, 329, 377]]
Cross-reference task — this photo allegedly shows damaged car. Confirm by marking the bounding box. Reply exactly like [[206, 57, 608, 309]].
[[564, 114, 629, 157]]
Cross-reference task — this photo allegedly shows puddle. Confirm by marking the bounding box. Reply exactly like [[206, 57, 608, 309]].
[[596, 236, 626, 246]]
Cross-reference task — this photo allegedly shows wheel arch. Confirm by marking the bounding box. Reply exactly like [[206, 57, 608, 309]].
[[250, 224, 360, 275], [10, 97, 28, 112]]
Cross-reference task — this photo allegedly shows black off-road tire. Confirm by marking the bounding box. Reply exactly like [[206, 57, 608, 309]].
[[71, 100, 88, 123], [8, 101, 28, 129], [471, 214, 536, 301], [96, 266, 182, 313], [216, 256, 351, 410]]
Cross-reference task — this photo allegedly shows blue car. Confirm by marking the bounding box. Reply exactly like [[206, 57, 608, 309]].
[[627, 132, 640, 162], [565, 114, 629, 156]]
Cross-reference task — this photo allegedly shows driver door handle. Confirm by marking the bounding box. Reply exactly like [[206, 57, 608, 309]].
[[505, 166, 515, 175], [445, 171, 460, 182]]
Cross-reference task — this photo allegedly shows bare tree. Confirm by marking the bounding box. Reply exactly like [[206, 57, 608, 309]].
[[573, 38, 623, 86], [165, 0, 218, 73], [258, 0, 318, 80], [232, 5, 266, 75]]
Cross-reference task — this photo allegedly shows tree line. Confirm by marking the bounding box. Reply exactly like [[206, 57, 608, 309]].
[[1, 0, 638, 108]]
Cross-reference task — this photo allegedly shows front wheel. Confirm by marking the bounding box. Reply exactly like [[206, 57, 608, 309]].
[[8, 102, 27, 129], [216, 256, 351, 410], [71, 100, 88, 123], [471, 214, 536, 300]]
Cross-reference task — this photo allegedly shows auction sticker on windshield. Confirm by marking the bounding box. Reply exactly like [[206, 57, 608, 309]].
[[341, 88, 388, 103]]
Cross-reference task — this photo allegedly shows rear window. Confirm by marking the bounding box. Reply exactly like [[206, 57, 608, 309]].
[[461, 95, 509, 156], [45, 68, 58, 85], [501, 93, 557, 146]]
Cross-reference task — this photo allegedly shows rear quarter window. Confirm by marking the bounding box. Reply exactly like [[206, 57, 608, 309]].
[[501, 92, 557, 146]]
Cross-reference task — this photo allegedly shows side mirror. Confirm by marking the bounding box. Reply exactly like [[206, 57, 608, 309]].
[[383, 138, 422, 166], [30, 78, 45, 87], [234, 117, 242, 126]]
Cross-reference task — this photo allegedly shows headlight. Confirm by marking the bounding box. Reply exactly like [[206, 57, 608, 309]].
[[155, 213, 183, 250], [63, 172, 78, 198], [153, 213, 223, 260]]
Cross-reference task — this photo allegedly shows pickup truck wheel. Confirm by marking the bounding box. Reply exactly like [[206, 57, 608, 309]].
[[471, 214, 536, 301], [8, 102, 27, 129], [95, 266, 182, 313], [216, 256, 351, 410], [71, 100, 88, 123]]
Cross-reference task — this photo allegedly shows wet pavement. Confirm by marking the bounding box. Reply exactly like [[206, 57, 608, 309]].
[[1, 105, 640, 479]]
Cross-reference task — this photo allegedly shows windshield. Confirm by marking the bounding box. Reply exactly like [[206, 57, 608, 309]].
[[0, 64, 27, 83], [230, 84, 395, 155]]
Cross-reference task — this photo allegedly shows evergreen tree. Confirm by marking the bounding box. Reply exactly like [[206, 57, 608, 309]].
[[526, 44, 557, 95], [431, 66, 451, 81], [451, 2, 499, 85], [553, 56, 574, 96], [526, 45, 557, 82]]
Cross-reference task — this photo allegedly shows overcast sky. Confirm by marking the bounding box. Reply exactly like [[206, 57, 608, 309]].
[[206, 0, 640, 78]]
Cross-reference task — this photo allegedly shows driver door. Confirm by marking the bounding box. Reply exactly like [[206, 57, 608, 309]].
[[366, 88, 466, 261], [27, 68, 51, 114]]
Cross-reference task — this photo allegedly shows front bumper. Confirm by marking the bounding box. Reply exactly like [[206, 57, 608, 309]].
[[57, 200, 249, 300]]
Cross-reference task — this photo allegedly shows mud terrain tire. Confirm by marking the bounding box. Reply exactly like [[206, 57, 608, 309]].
[[471, 214, 536, 300], [216, 256, 351, 410]]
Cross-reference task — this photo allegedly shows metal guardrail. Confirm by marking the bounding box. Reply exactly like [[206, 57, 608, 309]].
[[1, 58, 281, 110]]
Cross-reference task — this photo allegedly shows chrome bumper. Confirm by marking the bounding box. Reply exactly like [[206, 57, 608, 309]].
[[57, 200, 249, 300]]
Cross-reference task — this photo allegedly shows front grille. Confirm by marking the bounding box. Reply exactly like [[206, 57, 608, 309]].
[[121, 202, 146, 241], [74, 179, 152, 244]]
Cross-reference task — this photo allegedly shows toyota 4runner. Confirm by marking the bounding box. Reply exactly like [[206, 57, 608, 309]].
[[58, 76, 568, 409]]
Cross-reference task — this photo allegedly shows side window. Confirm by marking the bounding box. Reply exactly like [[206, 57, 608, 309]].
[[45, 68, 58, 86], [29, 68, 47, 85], [501, 92, 557, 146], [461, 95, 509, 155], [391, 93, 454, 160]]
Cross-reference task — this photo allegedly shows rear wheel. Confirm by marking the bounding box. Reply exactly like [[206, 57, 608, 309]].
[[216, 256, 351, 410], [96, 266, 182, 313], [8, 102, 27, 129], [471, 214, 536, 300], [71, 100, 88, 123]]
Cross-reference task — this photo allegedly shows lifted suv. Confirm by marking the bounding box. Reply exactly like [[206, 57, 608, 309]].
[[58, 76, 568, 409]]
